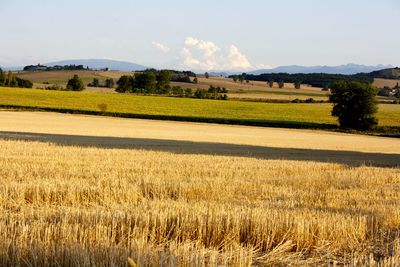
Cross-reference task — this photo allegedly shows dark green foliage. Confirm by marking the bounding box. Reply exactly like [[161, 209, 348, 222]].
[[66, 75, 85, 91], [234, 73, 374, 88], [184, 88, 193, 98], [278, 81, 284, 88], [193, 86, 228, 100], [205, 72, 210, 79], [157, 70, 172, 89], [91, 78, 100, 87], [0, 68, 5, 85], [137, 71, 157, 93], [115, 71, 227, 101], [0, 68, 32, 88], [378, 86, 391, 97], [16, 77, 33, 88], [329, 81, 378, 130], [232, 76, 238, 82], [268, 80, 274, 88], [294, 81, 301, 89], [105, 78, 114, 88], [24, 64, 87, 71], [116, 75, 134, 93]]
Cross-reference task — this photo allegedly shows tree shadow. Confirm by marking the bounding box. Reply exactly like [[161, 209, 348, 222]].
[[0, 131, 398, 167]]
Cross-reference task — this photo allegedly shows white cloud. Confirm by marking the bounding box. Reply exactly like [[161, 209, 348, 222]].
[[151, 41, 170, 53], [180, 37, 254, 71], [227, 45, 252, 69]]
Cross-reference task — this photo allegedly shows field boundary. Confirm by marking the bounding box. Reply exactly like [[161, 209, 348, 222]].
[[1, 104, 399, 137]]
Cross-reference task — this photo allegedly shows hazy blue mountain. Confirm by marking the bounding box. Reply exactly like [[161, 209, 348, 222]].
[[45, 59, 148, 71], [248, 64, 393, 75]]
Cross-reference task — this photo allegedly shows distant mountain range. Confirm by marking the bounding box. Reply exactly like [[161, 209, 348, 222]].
[[2, 59, 395, 75], [45, 59, 148, 71], [247, 64, 394, 75]]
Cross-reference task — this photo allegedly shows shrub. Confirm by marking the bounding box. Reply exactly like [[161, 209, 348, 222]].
[[97, 103, 108, 113], [66, 75, 85, 91]]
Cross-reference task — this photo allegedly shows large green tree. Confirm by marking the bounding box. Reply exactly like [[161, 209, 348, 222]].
[[66, 75, 85, 91], [116, 75, 134, 93], [329, 81, 378, 130], [156, 70, 171, 89], [0, 68, 5, 86]]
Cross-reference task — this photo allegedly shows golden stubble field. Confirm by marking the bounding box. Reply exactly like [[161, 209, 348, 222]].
[[0, 111, 400, 266]]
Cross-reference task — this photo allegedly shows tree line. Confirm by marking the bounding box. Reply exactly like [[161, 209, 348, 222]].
[[0, 68, 33, 88], [23, 64, 89, 71], [230, 73, 373, 88], [116, 70, 227, 100]]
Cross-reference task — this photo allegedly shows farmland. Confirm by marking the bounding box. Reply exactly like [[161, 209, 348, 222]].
[[15, 70, 330, 100], [1, 87, 400, 132], [0, 111, 399, 265]]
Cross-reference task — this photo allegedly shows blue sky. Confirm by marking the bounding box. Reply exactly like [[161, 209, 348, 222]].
[[0, 0, 399, 70]]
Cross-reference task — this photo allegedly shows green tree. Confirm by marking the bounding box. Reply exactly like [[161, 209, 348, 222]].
[[66, 75, 85, 91], [184, 88, 193, 97], [0, 68, 5, 86], [329, 81, 378, 130], [135, 72, 157, 93], [156, 70, 171, 89], [204, 72, 210, 79], [232, 76, 238, 82], [91, 78, 100, 87], [105, 78, 115, 88], [116, 75, 133, 93], [268, 80, 274, 88], [278, 81, 284, 88], [294, 81, 301, 89]]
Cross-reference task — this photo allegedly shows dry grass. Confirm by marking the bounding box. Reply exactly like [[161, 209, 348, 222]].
[[374, 78, 400, 89], [0, 138, 399, 266], [1, 111, 400, 154]]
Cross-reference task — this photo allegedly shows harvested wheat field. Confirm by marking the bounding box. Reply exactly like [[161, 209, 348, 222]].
[[0, 111, 400, 266]]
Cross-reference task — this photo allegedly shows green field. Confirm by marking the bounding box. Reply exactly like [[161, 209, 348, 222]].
[[0, 87, 399, 130]]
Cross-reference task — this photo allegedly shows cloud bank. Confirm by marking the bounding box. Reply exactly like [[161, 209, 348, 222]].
[[180, 37, 253, 71]]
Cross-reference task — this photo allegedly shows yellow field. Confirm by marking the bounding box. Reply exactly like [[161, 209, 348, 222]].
[[0, 111, 400, 266]]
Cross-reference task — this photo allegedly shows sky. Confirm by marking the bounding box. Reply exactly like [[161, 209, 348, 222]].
[[0, 0, 399, 71]]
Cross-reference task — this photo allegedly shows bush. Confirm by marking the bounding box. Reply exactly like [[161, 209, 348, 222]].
[[278, 81, 284, 88], [45, 84, 65, 91], [329, 81, 378, 130], [66, 75, 85, 91], [97, 103, 108, 113]]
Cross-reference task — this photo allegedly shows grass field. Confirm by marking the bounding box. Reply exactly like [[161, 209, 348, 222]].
[[0, 112, 399, 265], [1, 87, 400, 132]]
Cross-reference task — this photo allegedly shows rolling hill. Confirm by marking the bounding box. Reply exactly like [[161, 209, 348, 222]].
[[45, 59, 148, 71], [247, 64, 393, 75]]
